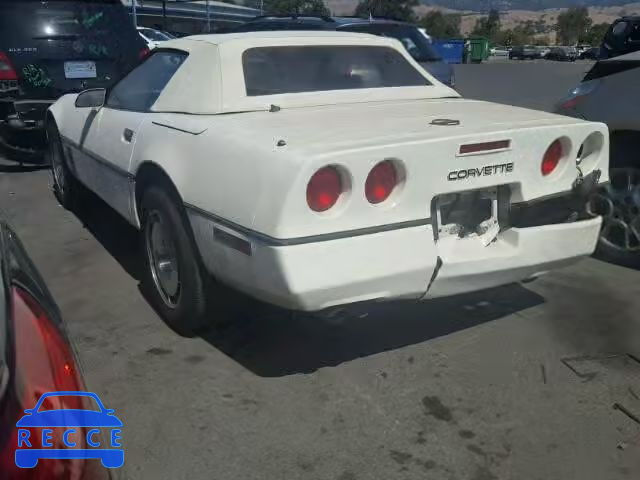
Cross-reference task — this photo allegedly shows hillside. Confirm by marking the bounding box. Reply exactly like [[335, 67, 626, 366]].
[[325, 0, 640, 38], [424, 0, 639, 11]]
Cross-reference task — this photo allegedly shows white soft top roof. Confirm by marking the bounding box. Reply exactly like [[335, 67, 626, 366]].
[[151, 32, 459, 115]]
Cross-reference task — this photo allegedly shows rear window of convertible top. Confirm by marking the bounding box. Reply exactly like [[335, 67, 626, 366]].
[[242, 45, 431, 96]]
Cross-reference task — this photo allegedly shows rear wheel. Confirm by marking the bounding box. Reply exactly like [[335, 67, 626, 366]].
[[140, 185, 210, 336], [47, 122, 79, 210], [588, 167, 640, 268]]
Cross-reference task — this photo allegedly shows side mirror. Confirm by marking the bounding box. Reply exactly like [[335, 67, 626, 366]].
[[75, 88, 106, 108]]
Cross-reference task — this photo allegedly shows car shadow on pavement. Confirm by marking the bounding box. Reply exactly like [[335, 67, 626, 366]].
[[200, 283, 545, 377], [71, 186, 546, 377], [72, 187, 142, 279]]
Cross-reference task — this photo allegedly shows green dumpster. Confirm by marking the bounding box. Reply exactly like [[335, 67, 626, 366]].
[[468, 37, 490, 63]]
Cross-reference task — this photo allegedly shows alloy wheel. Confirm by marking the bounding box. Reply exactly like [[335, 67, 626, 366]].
[[145, 209, 182, 308], [587, 168, 640, 254]]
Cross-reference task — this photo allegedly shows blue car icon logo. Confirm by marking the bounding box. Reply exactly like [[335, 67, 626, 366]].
[[15, 391, 123, 468]]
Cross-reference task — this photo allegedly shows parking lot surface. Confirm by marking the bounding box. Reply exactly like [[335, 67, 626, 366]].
[[1, 61, 639, 480]]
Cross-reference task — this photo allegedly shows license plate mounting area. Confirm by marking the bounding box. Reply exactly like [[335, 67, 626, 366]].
[[434, 188, 500, 244]]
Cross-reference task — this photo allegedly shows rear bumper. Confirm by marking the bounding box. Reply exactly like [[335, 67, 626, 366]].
[[189, 209, 602, 312], [0, 99, 53, 156], [424, 217, 601, 299]]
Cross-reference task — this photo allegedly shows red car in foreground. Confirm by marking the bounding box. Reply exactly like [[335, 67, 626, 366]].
[[0, 219, 112, 479]]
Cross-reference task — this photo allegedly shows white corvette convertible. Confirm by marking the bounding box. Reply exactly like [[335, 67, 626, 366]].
[[48, 32, 608, 335]]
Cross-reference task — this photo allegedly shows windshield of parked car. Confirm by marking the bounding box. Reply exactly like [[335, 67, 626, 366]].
[[243, 45, 430, 96], [603, 20, 640, 58], [0, 0, 131, 38], [337, 24, 442, 62]]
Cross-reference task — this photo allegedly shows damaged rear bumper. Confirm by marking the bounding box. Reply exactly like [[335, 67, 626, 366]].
[[423, 216, 601, 299], [509, 170, 602, 228], [186, 175, 604, 311]]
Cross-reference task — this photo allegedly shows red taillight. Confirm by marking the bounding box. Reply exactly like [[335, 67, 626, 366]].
[[12, 285, 84, 396], [560, 96, 581, 110], [139, 47, 151, 59], [541, 139, 563, 176], [0, 286, 89, 478], [365, 160, 397, 204], [307, 166, 342, 212], [0, 52, 18, 81]]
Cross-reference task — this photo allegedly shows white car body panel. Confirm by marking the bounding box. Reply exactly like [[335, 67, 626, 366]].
[[49, 32, 610, 311]]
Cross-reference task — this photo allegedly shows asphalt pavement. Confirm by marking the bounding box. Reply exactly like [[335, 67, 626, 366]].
[[1, 61, 639, 480]]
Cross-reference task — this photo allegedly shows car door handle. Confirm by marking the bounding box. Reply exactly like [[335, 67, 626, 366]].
[[123, 128, 134, 143]]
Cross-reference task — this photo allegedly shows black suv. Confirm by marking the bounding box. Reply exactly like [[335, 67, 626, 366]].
[[601, 16, 640, 59], [233, 15, 455, 87], [545, 46, 578, 62], [0, 0, 147, 160], [508, 45, 540, 60]]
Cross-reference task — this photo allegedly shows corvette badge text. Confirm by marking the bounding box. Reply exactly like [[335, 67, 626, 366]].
[[448, 162, 514, 181], [15, 391, 124, 469]]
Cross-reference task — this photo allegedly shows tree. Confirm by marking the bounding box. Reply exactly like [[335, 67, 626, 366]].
[[492, 21, 537, 46], [533, 35, 551, 46], [354, 0, 419, 22], [471, 9, 501, 41], [556, 6, 592, 45], [583, 22, 609, 46], [420, 11, 461, 38], [263, 0, 329, 16]]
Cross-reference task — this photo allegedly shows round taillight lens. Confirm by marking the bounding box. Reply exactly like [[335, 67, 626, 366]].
[[541, 140, 563, 176], [365, 161, 397, 204], [307, 166, 342, 212]]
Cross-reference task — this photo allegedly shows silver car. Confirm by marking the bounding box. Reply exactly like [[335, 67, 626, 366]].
[[556, 50, 640, 266]]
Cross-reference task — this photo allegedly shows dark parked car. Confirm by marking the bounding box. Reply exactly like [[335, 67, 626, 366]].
[[555, 51, 640, 267], [579, 47, 601, 60], [545, 46, 578, 61], [0, 218, 111, 478], [233, 15, 455, 87], [600, 16, 640, 59], [508, 45, 540, 60], [0, 0, 147, 160]]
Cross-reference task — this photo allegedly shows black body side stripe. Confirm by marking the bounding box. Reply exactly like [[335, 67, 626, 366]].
[[184, 202, 431, 247]]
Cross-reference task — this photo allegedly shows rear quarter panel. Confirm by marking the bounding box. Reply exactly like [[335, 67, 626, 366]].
[[130, 115, 302, 233]]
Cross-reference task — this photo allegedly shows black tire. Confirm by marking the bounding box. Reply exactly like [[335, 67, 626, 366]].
[[139, 185, 210, 336], [592, 167, 640, 269], [47, 122, 80, 210], [591, 136, 640, 268], [596, 235, 640, 268]]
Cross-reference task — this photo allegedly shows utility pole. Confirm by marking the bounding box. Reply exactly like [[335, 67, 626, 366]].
[[206, 0, 211, 33], [162, 0, 167, 30], [132, 0, 137, 27], [260, 0, 264, 15]]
